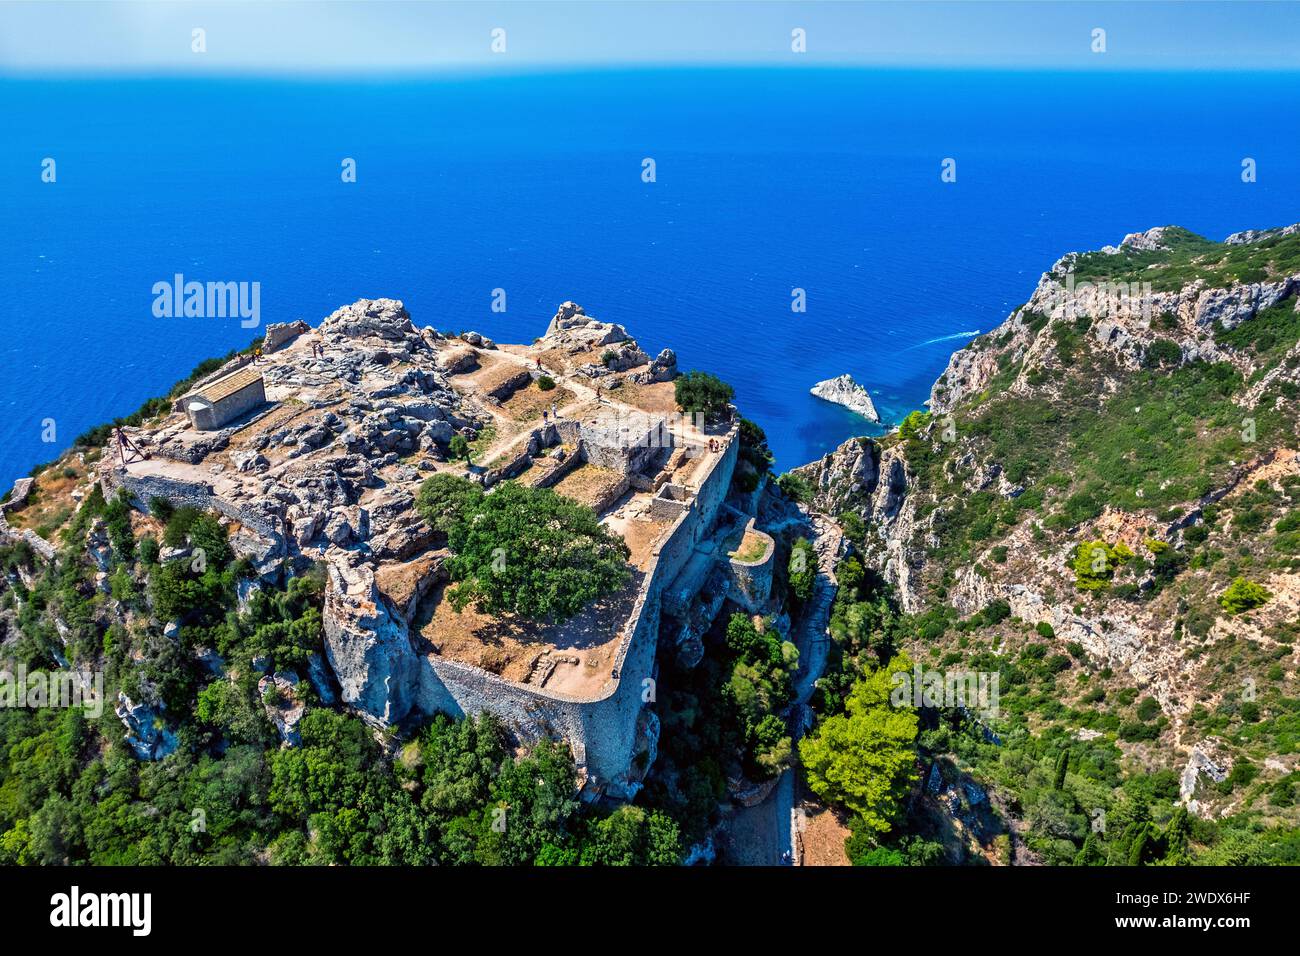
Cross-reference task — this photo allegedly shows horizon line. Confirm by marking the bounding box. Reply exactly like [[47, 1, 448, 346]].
[[7, 61, 1300, 81]]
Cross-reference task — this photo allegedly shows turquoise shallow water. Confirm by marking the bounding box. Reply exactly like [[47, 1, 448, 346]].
[[2, 67, 1298, 486]]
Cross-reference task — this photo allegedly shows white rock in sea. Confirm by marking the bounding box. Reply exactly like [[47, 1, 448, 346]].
[[810, 374, 880, 423]]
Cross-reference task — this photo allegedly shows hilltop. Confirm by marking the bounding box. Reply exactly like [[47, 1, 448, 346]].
[[0, 294, 842, 865]]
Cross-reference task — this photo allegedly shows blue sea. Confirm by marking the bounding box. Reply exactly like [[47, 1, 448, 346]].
[[3, 67, 1299, 487]]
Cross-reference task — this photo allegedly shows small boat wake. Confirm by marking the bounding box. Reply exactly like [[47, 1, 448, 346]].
[[900, 329, 981, 352]]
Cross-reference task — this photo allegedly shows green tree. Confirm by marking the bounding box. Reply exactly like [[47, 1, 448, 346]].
[[1071, 539, 1132, 590], [187, 512, 232, 570], [674, 370, 734, 420], [449, 433, 471, 464], [776, 472, 813, 503], [415, 473, 484, 533], [580, 805, 682, 866], [799, 654, 919, 834], [476, 739, 579, 866], [1053, 751, 1069, 790], [445, 482, 630, 622], [788, 537, 817, 606], [1076, 831, 1105, 866], [898, 410, 931, 442], [102, 490, 135, 561], [737, 417, 774, 473], [415, 714, 505, 820]]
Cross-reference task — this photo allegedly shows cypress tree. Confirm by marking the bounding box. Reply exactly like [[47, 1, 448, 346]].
[[1053, 751, 1069, 790]]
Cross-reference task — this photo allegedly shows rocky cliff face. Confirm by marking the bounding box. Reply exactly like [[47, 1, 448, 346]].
[[930, 226, 1300, 416], [322, 551, 420, 726], [797, 223, 1300, 817]]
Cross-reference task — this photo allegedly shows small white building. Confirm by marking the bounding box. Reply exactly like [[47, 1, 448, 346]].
[[185, 366, 266, 430]]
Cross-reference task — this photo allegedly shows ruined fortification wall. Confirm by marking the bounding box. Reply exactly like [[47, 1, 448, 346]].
[[726, 519, 776, 614], [414, 426, 739, 797], [0, 515, 57, 562], [101, 468, 281, 540]]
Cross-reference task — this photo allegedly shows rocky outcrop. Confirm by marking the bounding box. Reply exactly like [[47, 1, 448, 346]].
[[1180, 739, 1231, 814], [115, 692, 179, 761], [810, 374, 880, 422], [319, 297, 416, 342], [321, 553, 419, 726], [543, 301, 631, 350], [438, 345, 479, 375], [629, 348, 677, 384], [790, 436, 878, 516], [797, 223, 1300, 820], [1225, 222, 1300, 245], [259, 671, 307, 746], [790, 436, 924, 608]]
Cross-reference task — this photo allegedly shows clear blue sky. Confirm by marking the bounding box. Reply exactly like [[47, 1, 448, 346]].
[[1, 1, 1298, 74]]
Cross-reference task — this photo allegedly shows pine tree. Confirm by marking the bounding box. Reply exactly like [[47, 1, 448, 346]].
[[1076, 831, 1105, 866], [1053, 751, 1069, 790]]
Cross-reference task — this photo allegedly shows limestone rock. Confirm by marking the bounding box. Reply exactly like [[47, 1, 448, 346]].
[[319, 298, 416, 343], [115, 692, 178, 761], [322, 557, 419, 726], [810, 373, 881, 423], [629, 348, 677, 384], [438, 345, 479, 375], [259, 671, 306, 747], [307, 651, 339, 706], [790, 436, 879, 515], [542, 301, 630, 349]]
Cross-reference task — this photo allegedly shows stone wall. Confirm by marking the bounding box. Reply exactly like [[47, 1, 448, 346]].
[[0, 513, 57, 562], [101, 467, 282, 540], [263, 320, 310, 353], [726, 518, 776, 614], [648, 482, 690, 522], [411, 423, 739, 798]]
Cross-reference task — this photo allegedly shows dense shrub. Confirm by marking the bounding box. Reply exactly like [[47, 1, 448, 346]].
[[445, 482, 630, 622], [673, 370, 734, 420]]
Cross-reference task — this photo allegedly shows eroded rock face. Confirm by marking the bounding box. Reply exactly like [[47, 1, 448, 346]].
[[321, 554, 419, 726], [791, 436, 879, 516], [1225, 222, 1300, 245], [1181, 739, 1231, 814], [929, 230, 1300, 415], [795, 225, 1300, 823]]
